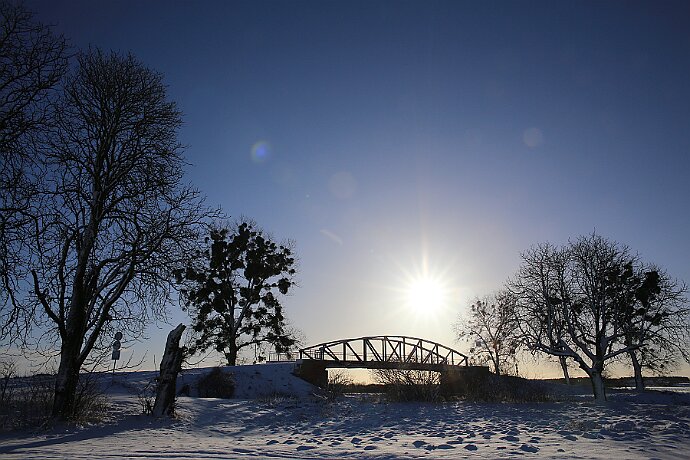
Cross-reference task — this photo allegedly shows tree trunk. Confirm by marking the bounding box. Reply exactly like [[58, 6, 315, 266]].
[[52, 327, 85, 419], [559, 356, 571, 385], [589, 367, 606, 402], [225, 345, 238, 366], [492, 345, 500, 376], [152, 324, 186, 417], [629, 350, 645, 392]]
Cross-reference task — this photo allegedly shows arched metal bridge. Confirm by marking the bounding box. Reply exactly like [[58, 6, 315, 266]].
[[297, 335, 469, 371]]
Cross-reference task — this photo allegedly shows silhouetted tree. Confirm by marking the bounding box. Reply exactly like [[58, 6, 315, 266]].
[[456, 291, 520, 376], [507, 243, 573, 384], [0, 48, 210, 419], [610, 265, 689, 391], [1, 0, 68, 329], [0, 0, 67, 177], [509, 235, 635, 401], [176, 221, 297, 366], [510, 234, 690, 401]]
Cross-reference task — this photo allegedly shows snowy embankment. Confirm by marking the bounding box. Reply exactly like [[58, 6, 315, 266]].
[[1, 364, 689, 459], [179, 362, 317, 399], [102, 361, 317, 399]]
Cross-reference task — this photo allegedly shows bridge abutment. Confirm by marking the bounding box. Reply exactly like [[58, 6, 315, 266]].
[[294, 360, 328, 388]]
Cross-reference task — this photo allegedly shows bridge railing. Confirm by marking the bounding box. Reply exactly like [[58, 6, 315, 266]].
[[266, 351, 298, 362]]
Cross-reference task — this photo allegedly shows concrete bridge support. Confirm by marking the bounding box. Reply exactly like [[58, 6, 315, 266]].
[[294, 360, 328, 388]]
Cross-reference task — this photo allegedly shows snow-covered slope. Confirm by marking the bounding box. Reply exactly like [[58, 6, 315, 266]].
[[104, 362, 317, 399], [178, 362, 317, 399], [1, 367, 689, 459]]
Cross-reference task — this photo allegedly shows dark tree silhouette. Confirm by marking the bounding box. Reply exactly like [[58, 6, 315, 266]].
[[506, 243, 573, 384], [456, 292, 520, 376], [509, 234, 689, 401], [176, 221, 297, 366], [1, 0, 68, 331], [611, 265, 689, 391], [0, 48, 210, 419]]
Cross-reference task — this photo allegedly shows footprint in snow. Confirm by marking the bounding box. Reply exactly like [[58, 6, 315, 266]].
[[296, 445, 316, 451], [265, 440, 278, 445], [351, 437, 362, 444], [412, 440, 427, 448], [363, 445, 377, 451], [436, 444, 455, 450], [501, 435, 520, 442], [369, 436, 383, 442], [233, 448, 253, 454], [464, 444, 478, 451], [519, 444, 539, 453], [283, 439, 296, 445]]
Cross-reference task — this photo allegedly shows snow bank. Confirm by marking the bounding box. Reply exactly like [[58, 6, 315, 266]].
[[178, 362, 317, 399], [103, 362, 317, 401]]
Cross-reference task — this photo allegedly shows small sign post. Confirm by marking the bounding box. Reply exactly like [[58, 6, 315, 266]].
[[112, 332, 123, 374]]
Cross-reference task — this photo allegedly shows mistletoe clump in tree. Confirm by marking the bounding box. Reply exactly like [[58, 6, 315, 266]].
[[176, 222, 297, 365]]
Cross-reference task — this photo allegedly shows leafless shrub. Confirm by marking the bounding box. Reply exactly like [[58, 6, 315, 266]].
[[372, 369, 441, 402], [197, 367, 235, 399], [70, 372, 109, 424], [325, 370, 353, 400], [0, 361, 16, 407], [256, 392, 298, 407], [138, 377, 157, 415], [0, 373, 54, 431], [456, 373, 553, 403]]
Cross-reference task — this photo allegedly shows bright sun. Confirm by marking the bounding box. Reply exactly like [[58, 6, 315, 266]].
[[406, 276, 447, 313]]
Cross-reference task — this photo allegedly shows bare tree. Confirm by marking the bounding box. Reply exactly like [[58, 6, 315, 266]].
[[1, 49, 211, 419], [0, 0, 67, 173], [612, 265, 689, 391], [507, 243, 573, 384], [1, 0, 68, 333], [509, 235, 644, 401], [455, 291, 521, 376]]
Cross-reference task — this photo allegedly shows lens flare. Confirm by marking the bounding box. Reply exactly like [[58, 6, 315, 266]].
[[523, 127, 543, 148], [251, 141, 271, 163]]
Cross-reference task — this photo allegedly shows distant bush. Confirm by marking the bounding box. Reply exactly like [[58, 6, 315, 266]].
[[325, 371, 353, 400], [372, 369, 442, 402], [456, 373, 553, 403], [197, 367, 235, 399], [0, 373, 54, 431], [0, 370, 109, 430]]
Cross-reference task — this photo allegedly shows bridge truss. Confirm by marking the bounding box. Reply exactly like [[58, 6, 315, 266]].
[[298, 335, 469, 369]]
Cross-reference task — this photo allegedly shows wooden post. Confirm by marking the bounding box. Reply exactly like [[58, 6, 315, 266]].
[[152, 323, 186, 417]]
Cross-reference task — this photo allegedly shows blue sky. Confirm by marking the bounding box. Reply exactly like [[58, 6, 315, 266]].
[[27, 0, 690, 376]]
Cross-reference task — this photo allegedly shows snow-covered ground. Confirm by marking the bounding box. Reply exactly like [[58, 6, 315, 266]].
[[1, 363, 689, 459]]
